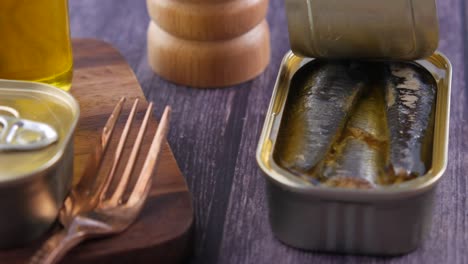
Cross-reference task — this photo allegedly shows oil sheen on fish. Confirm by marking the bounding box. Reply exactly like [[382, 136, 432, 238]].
[[274, 60, 368, 181], [384, 62, 436, 179], [322, 84, 388, 188]]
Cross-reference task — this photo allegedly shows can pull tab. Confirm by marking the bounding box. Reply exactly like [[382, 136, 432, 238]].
[[0, 114, 59, 152]]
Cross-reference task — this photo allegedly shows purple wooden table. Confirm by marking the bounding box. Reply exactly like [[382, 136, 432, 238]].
[[69, 0, 467, 263]]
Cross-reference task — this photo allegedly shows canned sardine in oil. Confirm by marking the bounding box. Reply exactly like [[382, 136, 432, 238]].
[[257, 0, 451, 255], [0, 79, 79, 248], [257, 52, 451, 255]]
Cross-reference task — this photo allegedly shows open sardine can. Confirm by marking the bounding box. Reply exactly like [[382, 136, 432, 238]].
[[256, 0, 451, 255], [0, 80, 79, 248]]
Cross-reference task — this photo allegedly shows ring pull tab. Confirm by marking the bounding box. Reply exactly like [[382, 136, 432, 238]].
[[0, 107, 59, 152]]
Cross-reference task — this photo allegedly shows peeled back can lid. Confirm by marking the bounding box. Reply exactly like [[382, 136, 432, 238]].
[[0, 79, 79, 182], [284, 0, 439, 60]]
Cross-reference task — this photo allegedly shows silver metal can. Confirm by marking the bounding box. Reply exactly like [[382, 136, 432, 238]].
[[256, 52, 451, 255], [0, 79, 79, 248], [284, 0, 439, 60]]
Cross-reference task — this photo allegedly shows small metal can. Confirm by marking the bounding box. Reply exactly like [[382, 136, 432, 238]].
[[0, 79, 79, 248], [284, 0, 439, 60], [256, 52, 451, 255]]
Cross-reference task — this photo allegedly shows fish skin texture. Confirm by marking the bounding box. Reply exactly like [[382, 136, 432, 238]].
[[322, 84, 388, 188], [274, 60, 436, 186], [274, 60, 369, 179], [384, 62, 436, 178]]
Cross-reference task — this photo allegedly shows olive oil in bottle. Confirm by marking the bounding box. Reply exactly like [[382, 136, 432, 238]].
[[0, 0, 73, 91]]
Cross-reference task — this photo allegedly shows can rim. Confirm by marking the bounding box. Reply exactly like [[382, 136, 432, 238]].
[[0, 79, 80, 185], [256, 51, 451, 201]]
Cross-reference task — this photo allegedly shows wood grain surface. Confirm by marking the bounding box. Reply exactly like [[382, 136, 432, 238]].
[[68, 0, 468, 263], [0, 39, 193, 264], [147, 19, 270, 88], [147, 0, 269, 41], [146, 0, 270, 87]]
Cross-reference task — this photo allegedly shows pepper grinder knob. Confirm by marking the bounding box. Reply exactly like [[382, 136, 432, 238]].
[[147, 0, 271, 88]]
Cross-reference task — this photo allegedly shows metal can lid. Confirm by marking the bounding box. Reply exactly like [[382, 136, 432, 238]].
[[0, 80, 79, 182], [284, 0, 439, 60]]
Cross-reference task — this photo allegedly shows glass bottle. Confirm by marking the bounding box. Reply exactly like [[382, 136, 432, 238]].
[[0, 0, 73, 91]]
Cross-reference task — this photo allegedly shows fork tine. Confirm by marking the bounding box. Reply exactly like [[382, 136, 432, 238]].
[[99, 99, 139, 201], [127, 106, 171, 206], [75, 97, 126, 194], [109, 102, 154, 204]]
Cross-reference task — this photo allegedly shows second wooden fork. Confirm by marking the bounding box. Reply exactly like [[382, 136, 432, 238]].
[[29, 97, 171, 264]]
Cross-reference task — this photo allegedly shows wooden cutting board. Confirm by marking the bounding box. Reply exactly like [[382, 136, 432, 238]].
[[0, 39, 193, 263]]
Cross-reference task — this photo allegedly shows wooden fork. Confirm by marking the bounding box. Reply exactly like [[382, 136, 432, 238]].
[[29, 97, 171, 264]]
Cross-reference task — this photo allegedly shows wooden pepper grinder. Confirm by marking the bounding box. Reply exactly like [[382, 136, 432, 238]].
[[147, 0, 270, 88]]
